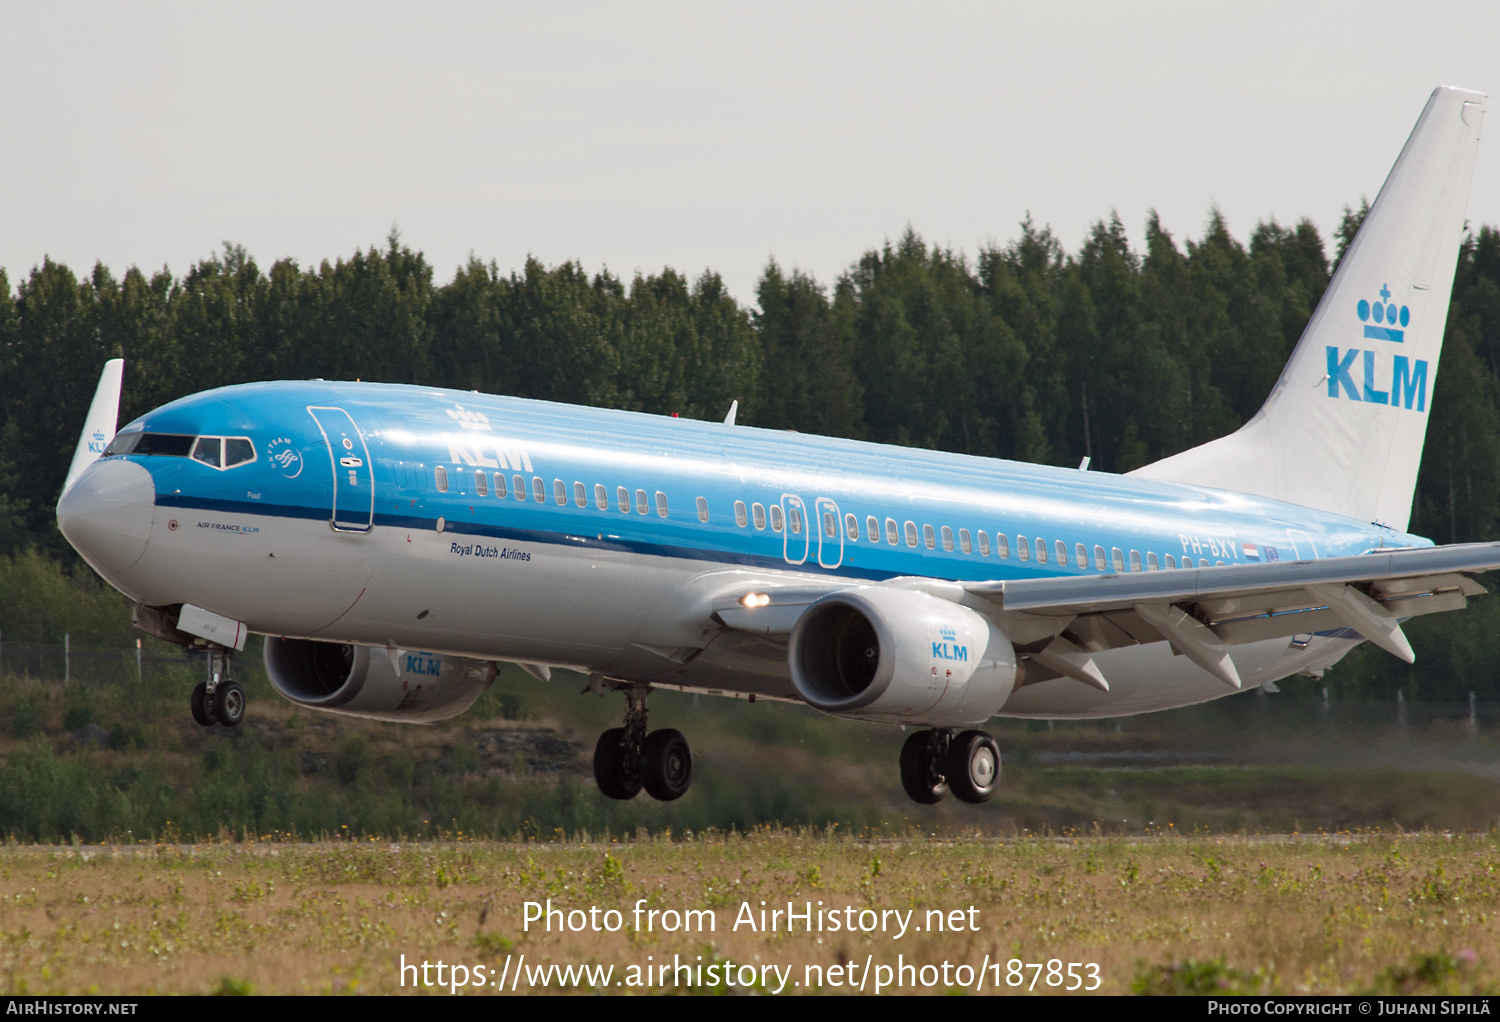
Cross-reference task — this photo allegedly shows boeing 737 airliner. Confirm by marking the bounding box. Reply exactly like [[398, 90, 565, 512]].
[[56, 87, 1497, 805]]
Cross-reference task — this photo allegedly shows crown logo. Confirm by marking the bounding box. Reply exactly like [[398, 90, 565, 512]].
[[1357, 284, 1409, 342], [939, 626, 957, 642]]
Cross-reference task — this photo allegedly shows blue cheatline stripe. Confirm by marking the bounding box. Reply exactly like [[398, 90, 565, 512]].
[[1364, 325, 1404, 343], [153, 493, 907, 583]]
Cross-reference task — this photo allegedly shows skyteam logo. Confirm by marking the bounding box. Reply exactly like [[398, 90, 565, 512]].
[[1325, 283, 1427, 412], [266, 437, 304, 479]]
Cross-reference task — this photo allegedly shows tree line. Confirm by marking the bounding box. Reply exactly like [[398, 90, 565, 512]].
[[2, 213, 1499, 697]]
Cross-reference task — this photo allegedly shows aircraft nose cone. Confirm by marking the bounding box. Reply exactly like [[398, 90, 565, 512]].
[[56, 459, 156, 578]]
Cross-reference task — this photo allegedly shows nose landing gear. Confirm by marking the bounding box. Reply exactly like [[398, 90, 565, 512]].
[[592, 684, 693, 801], [899, 727, 1000, 805], [190, 648, 245, 728]]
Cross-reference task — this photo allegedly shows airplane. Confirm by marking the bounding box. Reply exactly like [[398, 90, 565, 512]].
[[56, 86, 1495, 806]]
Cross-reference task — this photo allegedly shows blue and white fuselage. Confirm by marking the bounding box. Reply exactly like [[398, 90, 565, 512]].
[[73, 379, 1407, 717]]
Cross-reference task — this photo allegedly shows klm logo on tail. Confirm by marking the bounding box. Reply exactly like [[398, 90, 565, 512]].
[[1325, 284, 1427, 411]]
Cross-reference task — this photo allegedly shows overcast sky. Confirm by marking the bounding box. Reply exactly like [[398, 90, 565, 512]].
[[2, 2, 1496, 303]]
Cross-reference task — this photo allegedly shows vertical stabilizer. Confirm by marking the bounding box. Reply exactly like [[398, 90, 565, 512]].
[[1131, 87, 1485, 532], [60, 359, 124, 498]]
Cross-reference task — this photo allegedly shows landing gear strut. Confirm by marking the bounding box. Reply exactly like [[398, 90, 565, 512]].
[[190, 647, 245, 728], [900, 728, 1000, 805], [592, 684, 693, 801]]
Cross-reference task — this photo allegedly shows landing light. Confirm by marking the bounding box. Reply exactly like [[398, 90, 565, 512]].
[[739, 593, 771, 608]]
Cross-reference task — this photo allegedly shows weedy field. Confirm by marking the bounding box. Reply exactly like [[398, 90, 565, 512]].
[[0, 831, 1496, 995]]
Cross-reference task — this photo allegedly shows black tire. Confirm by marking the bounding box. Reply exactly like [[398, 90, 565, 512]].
[[191, 681, 216, 726], [213, 681, 246, 727], [593, 727, 642, 800], [947, 730, 1000, 804], [641, 728, 693, 801], [899, 730, 947, 804]]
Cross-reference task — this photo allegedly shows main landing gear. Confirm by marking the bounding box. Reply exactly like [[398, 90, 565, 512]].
[[190, 647, 245, 728], [593, 684, 693, 801], [900, 728, 1000, 805]]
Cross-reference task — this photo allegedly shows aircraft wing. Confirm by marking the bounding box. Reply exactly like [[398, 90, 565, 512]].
[[962, 542, 1500, 689]]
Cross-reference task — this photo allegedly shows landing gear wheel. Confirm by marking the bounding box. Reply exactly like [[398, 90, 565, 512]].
[[213, 681, 246, 728], [900, 729, 948, 804], [641, 728, 693, 801], [593, 727, 643, 800], [190, 681, 217, 726], [947, 730, 1000, 804]]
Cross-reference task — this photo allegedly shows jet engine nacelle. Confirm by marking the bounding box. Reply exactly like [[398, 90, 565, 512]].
[[788, 587, 1017, 726], [264, 637, 496, 723]]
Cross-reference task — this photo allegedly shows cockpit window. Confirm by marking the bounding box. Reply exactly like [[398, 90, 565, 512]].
[[192, 437, 221, 467], [224, 438, 255, 467], [133, 433, 194, 457], [104, 431, 143, 456]]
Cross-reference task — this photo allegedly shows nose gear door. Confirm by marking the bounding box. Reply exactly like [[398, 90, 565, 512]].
[[308, 406, 374, 532]]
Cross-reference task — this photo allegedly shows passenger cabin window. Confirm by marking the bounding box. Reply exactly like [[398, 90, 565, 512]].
[[959, 528, 972, 554], [866, 516, 879, 542], [191, 437, 221, 468], [494, 473, 507, 498], [1165, 553, 1177, 569], [475, 471, 488, 497], [574, 481, 587, 507], [845, 513, 858, 541], [1055, 540, 1068, 566], [940, 526, 953, 551], [618, 486, 630, 512], [635, 489, 648, 514], [1076, 543, 1087, 568], [513, 475, 525, 500], [753, 503, 766, 529], [1034, 537, 1047, 563], [770, 505, 784, 532], [735, 501, 748, 527], [1017, 536, 1030, 561], [1199, 558, 1210, 568], [1094, 545, 1106, 570], [886, 518, 899, 545], [656, 491, 669, 517], [1112, 547, 1124, 572], [595, 484, 608, 510], [697, 496, 710, 522], [554, 479, 567, 505], [996, 533, 1009, 559], [978, 532, 990, 556], [532, 477, 545, 502], [1129, 550, 1142, 572], [435, 466, 450, 493], [904, 521, 918, 547], [923, 524, 935, 549], [1147, 552, 1159, 571], [788, 505, 802, 534]]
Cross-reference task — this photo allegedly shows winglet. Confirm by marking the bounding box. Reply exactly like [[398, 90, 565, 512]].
[[61, 359, 124, 498], [723, 400, 738, 426]]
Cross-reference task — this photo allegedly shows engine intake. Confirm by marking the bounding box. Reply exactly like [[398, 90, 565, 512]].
[[264, 637, 496, 723], [788, 587, 1017, 726]]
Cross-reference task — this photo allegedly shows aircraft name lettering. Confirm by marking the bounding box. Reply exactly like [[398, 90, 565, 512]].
[[447, 436, 533, 472], [449, 541, 532, 562]]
